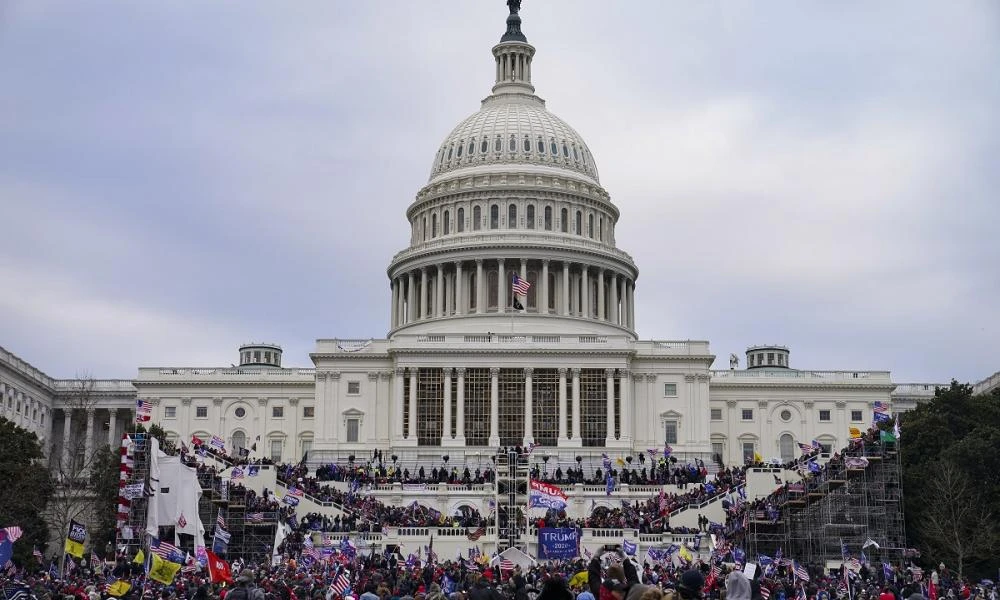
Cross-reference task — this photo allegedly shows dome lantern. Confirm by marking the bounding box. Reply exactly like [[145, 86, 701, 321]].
[[491, 0, 535, 96]]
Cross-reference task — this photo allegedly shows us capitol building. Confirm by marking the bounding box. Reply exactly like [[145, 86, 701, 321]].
[[2, 3, 994, 476]]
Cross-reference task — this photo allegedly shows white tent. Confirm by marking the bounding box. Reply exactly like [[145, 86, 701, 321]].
[[490, 547, 537, 570], [145, 437, 206, 545]]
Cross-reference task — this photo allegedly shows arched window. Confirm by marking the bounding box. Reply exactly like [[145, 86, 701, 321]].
[[560, 208, 568, 233], [508, 204, 517, 228], [779, 433, 795, 463], [439, 148, 445, 165], [588, 214, 594, 238], [447, 145, 453, 160], [575, 211, 582, 235], [431, 214, 438, 237], [508, 135, 516, 152], [457, 207, 465, 233], [473, 206, 482, 230], [523, 137, 531, 152], [573, 145, 579, 160], [422, 217, 427, 241], [487, 270, 499, 310], [563, 143, 569, 157], [443, 210, 450, 235], [550, 139, 558, 155], [495, 136, 502, 152], [231, 431, 247, 453], [456, 142, 463, 158], [526, 204, 535, 229], [599, 217, 603, 241], [544, 206, 552, 230], [537, 138, 545, 154], [468, 140, 475, 156], [481, 139, 488, 153], [490, 205, 499, 229]]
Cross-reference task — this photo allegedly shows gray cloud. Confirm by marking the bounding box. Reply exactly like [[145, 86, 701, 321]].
[[0, 0, 996, 383]]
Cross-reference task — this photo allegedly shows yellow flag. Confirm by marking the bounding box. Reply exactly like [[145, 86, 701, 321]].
[[678, 544, 693, 563], [849, 427, 862, 439], [108, 581, 132, 597], [64, 519, 87, 558], [149, 553, 181, 585], [133, 549, 145, 565], [753, 451, 763, 463]]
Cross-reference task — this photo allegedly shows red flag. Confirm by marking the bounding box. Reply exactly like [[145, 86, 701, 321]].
[[205, 549, 233, 584], [192, 435, 204, 446]]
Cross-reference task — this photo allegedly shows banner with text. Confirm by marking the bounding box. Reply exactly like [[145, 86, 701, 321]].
[[538, 528, 579, 560]]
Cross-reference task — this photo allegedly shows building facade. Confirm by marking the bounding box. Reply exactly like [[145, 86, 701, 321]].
[[1, 5, 986, 476]]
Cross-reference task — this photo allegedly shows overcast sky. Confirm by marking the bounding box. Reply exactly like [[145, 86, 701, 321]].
[[1, 1, 997, 384]]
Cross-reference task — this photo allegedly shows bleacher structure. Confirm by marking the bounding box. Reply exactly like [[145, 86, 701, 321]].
[[118, 438, 277, 564], [746, 441, 906, 565], [494, 449, 530, 552]]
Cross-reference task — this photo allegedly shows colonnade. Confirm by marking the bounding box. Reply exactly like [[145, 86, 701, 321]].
[[57, 406, 130, 468], [393, 366, 631, 448], [390, 259, 635, 329]]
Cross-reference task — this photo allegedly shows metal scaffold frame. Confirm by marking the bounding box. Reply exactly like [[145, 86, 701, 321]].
[[494, 449, 530, 552]]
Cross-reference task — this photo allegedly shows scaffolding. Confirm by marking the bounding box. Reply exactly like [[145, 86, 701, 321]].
[[749, 441, 906, 565], [494, 449, 529, 552], [117, 433, 150, 559]]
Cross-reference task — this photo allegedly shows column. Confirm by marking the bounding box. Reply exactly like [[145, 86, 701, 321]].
[[497, 259, 506, 313], [394, 368, 405, 440], [408, 368, 418, 440], [420, 268, 429, 319], [581, 267, 589, 318], [489, 368, 500, 446], [627, 280, 635, 329], [62, 409, 73, 470], [605, 369, 615, 445], [407, 272, 416, 322], [561, 262, 570, 315], [597, 269, 605, 321], [571, 368, 581, 441], [557, 368, 568, 443], [620, 371, 632, 443], [456, 368, 466, 442], [610, 273, 619, 325], [619, 277, 628, 328], [726, 400, 737, 465], [475, 259, 484, 314], [84, 408, 95, 462], [442, 368, 453, 444], [523, 367, 534, 446], [520, 259, 528, 309], [436, 264, 445, 317], [391, 278, 398, 328], [289, 398, 301, 454], [541, 260, 550, 315], [107, 409, 118, 446], [455, 262, 464, 316]]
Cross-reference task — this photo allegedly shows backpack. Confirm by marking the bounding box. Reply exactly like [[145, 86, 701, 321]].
[[229, 586, 265, 600]]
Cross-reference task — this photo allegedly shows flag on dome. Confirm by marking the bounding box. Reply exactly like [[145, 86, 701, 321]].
[[511, 274, 531, 296]]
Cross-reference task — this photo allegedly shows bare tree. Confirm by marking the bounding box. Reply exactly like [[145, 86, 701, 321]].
[[916, 459, 998, 576], [45, 377, 112, 573]]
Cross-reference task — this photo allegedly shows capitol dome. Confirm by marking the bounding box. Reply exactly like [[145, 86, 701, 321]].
[[429, 96, 600, 184]]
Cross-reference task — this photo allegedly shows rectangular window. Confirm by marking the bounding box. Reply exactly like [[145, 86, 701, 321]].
[[711, 408, 723, 421], [254, 351, 261, 363], [164, 406, 176, 419], [741, 408, 753, 421], [663, 383, 677, 397], [820, 443, 832, 453], [270, 440, 282, 462], [742, 442, 756, 463], [346, 418, 360, 443], [303, 406, 315, 418], [347, 381, 361, 395], [264, 351, 271, 363], [851, 410, 863, 422], [272, 406, 284, 418], [819, 410, 831, 422], [664, 421, 678, 444], [196, 406, 208, 418], [767, 353, 774, 365], [301, 440, 312, 457]]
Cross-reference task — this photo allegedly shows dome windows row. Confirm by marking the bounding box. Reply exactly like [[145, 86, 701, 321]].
[[434, 134, 593, 178], [412, 199, 615, 246]]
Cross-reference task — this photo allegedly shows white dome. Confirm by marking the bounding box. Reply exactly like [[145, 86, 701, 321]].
[[428, 95, 600, 184]]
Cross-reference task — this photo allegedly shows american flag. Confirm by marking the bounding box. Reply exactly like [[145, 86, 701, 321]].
[[2, 527, 23, 543], [524, 442, 538, 455], [874, 401, 890, 414], [664, 444, 673, 456], [330, 572, 351, 596], [499, 559, 516, 571], [247, 513, 265, 523], [151, 538, 183, 562], [466, 526, 486, 541], [760, 586, 772, 600], [217, 511, 227, 530], [798, 442, 814, 453], [136, 399, 152, 414], [793, 561, 810, 582], [511, 274, 531, 296], [210, 435, 225, 451]]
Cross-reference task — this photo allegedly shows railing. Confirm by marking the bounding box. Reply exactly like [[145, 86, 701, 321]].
[[389, 232, 637, 266], [578, 335, 607, 343], [669, 484, 744, 517], [147, 368, 315, 377], [274, 479, 349, 513], [710, 370, 892, 382]]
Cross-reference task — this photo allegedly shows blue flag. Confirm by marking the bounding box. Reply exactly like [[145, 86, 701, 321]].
[[605, 473, 614, 496], [622, 539, 637, 556]]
